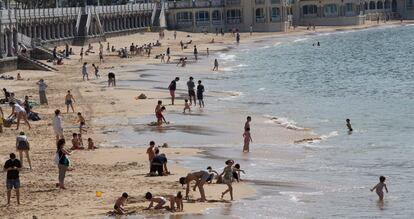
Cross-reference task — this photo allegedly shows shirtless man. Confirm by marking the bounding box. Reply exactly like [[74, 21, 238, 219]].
[[179, 170, 210, 202], [245, 116, 251, 130], [65, 90, 76, 113]]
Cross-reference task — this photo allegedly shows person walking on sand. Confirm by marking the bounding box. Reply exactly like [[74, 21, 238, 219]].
[[53, 109, 64, 142], [4, 153, 21, 205], [219, 160, 234, 200], [8, 102, 31, 130], [242, 127, 252, 152], [197, 80, 205, 108], [108, 71, 116, 87], [16, 132, 32, 170], [166, 47, 171, 63], [187, 77, 196, 105], [65, 90, 76, 113], [92, 64, 100, 78], [179, 170, 210, 202], [36, 79, 48, 105], [168, 77, 180, 105], [82, 62, 89, 81], [56, 139, 70, 189], [79, 47, 84, 62], [193, 45, 198, 60], [371, 176, 389, 201], [213, 59, 219, 71], [174, 31, 177, 40]]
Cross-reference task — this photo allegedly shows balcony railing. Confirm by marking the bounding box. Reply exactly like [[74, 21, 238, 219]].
[[227, 18, 241, 24], [170, 0, 224, 8], [255, 0, 265, 5], [226, 0, 241, 6], [256, 17, 265, 22]]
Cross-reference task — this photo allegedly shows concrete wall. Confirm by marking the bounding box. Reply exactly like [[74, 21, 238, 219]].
[[0, 57, 18, 73]]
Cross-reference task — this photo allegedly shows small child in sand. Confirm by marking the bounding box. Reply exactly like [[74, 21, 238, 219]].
[[168, 191, 184, 212], [243, 127, 252, 152], [77, 112, 87, 133], [114, 192, 128, 215], [206, 166, 219, 183], [156, 106, 167, 126], [183, 99, 191, 113], [370, 176, 388, 201], [71, 133, 84, 150], [232, 164, 246, 182], [87, 138, 98, 150], [145, 192, 168, 210], [78, 133, 85, 148]]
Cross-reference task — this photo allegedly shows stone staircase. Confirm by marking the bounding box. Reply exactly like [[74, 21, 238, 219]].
[[17, 54, 58, 72]]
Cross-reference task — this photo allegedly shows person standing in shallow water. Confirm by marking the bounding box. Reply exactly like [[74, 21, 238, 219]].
[[187, 77, 196, 105], [213, 59, 219, 71], [346, 119, 353, 132], [245, 116, 252, 130], [197, 80, 205, 108], [168, 77, 179, 105]]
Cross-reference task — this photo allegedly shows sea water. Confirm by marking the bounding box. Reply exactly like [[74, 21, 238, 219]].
[[108, 25, 414, 219], [182, 25, 414, 219]]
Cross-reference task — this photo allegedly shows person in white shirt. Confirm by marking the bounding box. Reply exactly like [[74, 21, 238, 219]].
[[8, 102, 31, 130], [52, 109, 64, 142]]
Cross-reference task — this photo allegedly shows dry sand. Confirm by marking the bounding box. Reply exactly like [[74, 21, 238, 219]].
[[0, 20, 408, 218]]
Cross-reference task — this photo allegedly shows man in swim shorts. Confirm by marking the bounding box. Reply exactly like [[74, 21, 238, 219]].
[[179, 170, 210, 202], [187, 77, 196, 105], [168, 77, 179, 105]]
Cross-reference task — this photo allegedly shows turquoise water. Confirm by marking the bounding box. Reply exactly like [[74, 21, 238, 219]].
[[197, 25, 414, 218]]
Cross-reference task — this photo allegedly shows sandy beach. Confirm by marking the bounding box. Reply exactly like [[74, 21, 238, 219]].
[[0, 20, 408, 218]]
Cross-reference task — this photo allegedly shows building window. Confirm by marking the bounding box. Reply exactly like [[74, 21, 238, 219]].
[[324, 4, 338, 16], [271, 7, 280, 21], [212, 10, 221, 21], [303, 5, 318, 15], [384, 0, 391, 8], [196, 11, 209, 22], [271, 0, 281, 4], [255, 0, 265, 4], [408, 0, 414, 8], [177, 12, 193, 23], [226, 9, 241, 23], [345, 3, 354, 15], [377, 1, 383, 9], [369, 1, 376, 9], [256, 8, 265, 22]]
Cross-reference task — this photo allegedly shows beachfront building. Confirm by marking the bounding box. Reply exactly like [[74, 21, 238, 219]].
[[166, 0, 292, 32]]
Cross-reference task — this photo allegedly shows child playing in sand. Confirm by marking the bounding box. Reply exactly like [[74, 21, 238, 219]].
[[87, 138, 98, 150], [78, 133, 84, 148], [156, 106, 167, 126], [243, 128, 252, 152], [183, 99, 191, 113], [168, 192, 184, 212], [232, 164, 246, 182], [206, 166, 219, 183], [114, 192, 128, 215], [145, 192, 168, 210], [71, 133, 84, 150], [370, 176, 388, 201], [77, 112, 87, 133]]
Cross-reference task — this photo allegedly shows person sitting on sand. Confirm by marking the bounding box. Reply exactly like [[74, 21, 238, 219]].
[[183, 99, 191, 113], [346, 118, 353, 132], [87, 138, 97, 150], [16, 73, 23, 80], [114, 192, 128, 215], [370, 176, 388, 201], [71, 133, 84, 150], [206, 166, 219, 184], [219, 160, 234, 200], [168, 192, 184, 212], [145, 192, 168, 210], [179, 170, 210, 202], [232, 164, 245, 182], [77, 112, 87, 134]]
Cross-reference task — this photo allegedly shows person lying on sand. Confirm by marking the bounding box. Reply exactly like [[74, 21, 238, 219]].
[[114, 192, 128, 215], [179, 170, 210, 202], [167, 191, 184, 212], [145, 192, 168, 210]]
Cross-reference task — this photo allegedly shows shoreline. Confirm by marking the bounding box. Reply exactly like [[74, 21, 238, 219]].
[[0, 21, 407, 218]]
